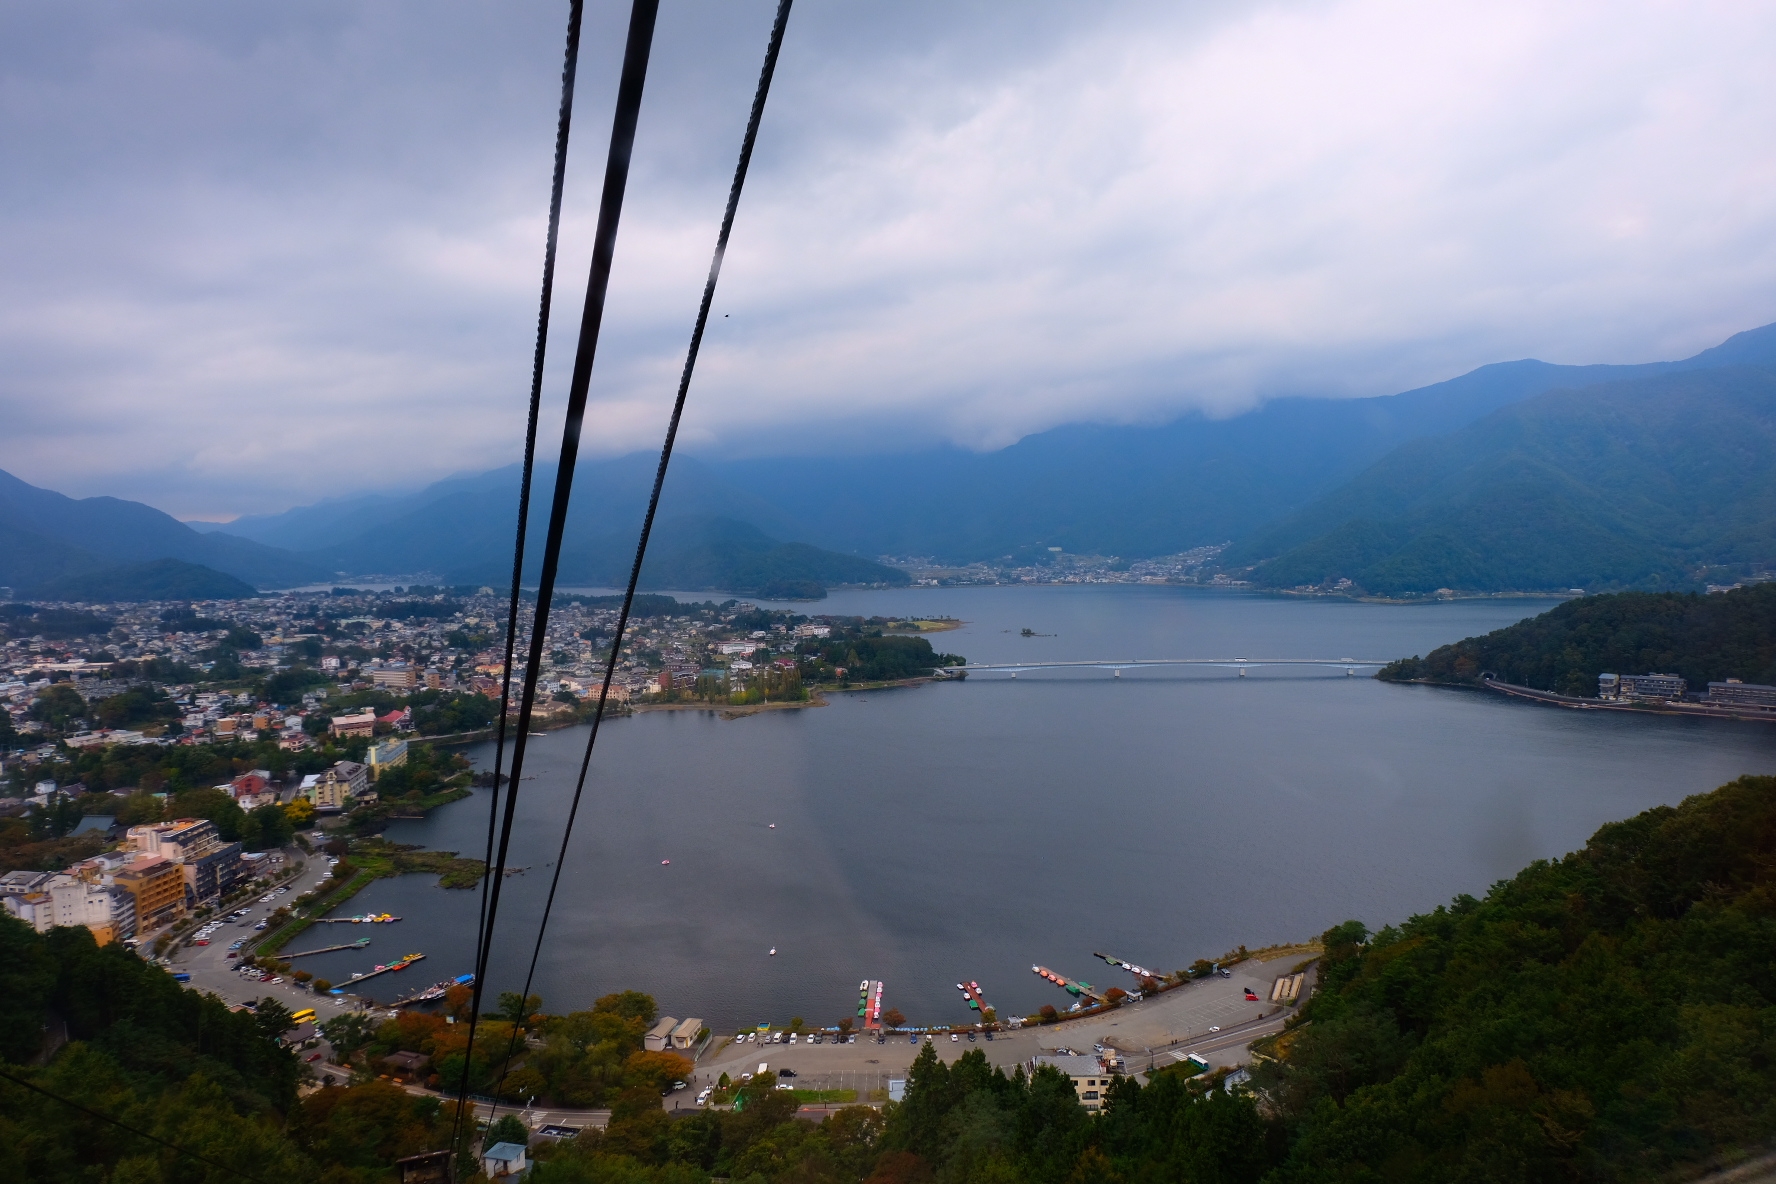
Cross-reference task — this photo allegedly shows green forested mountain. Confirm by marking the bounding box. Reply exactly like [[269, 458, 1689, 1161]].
[[1238, 365, 1776, 595], [1378, 582, 1776, 695], [568, 516, 911, 598], [203, 321, 1776, 572], [0, 468, 325, 591], [1250, 774, 1776, 1181], [25, 558, 259, 602]]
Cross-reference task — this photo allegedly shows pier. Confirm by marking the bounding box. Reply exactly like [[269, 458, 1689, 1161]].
[[287, 937, 371, 958], [1032, 964, 1106, 1004], [343, 952, 425, 987]]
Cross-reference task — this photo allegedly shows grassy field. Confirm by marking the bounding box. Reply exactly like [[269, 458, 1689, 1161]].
[[789, 1089, 858, 1104]]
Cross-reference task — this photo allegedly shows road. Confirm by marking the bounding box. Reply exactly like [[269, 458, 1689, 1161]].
[[690, 952, 1315, 1106], [166, 835, 383, 1024]]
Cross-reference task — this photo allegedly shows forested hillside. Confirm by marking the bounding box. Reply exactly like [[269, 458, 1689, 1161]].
[[1378, 583, 1776, 695], [1240, 364, 1776, 595]]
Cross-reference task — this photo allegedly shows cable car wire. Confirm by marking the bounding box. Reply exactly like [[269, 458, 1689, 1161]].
[[469, 0, 587, 1048], [453, 0, 661, 1142], [482, 0, 796, 1115], [0, 1065, 269, 1184]]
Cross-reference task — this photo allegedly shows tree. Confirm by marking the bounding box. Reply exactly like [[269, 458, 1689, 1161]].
[[838, 1016, 854, 1034], [495, 991, 542, 1028], [1104, 987, 1127, 1004], [1039, 1004, 1058, 1022], [164, 786, 246, 841], [485, 1114, 528, 1148], [321, 1011, 377, 1058], [624, 1049, 692, 1092], [29, 683, 87, 733], [284, 797, 316, 828], [313, 978, 331, 993], [116, 791, 164, 826], [883, 1007, 906, 1029], [444, 982, 473, 1020], [254, 998, 294, 1040]]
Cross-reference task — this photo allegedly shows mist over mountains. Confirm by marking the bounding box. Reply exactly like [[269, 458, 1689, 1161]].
[[7, 321, 1775, 600]]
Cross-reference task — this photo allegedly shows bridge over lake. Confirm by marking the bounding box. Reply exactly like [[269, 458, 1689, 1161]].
[[943, 657, 1390, 677]]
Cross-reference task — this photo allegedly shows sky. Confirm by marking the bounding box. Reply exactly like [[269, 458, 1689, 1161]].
[[4, 0, 1776, 520]]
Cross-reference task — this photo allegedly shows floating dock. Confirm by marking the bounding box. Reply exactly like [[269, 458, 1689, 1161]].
[[316, 913, 401, 924], [396, 972, 474, 1007], [1031, 964, 1106, 1004], [1093, 952, 1157, 980], [287, 937, 371, 958], [957, 980, 993, 1017], [344, 952, 426, 987], [859, 980, 885, 1030]]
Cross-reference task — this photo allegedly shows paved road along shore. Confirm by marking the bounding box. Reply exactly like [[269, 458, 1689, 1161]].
[[686, 952, 1315, 1110]]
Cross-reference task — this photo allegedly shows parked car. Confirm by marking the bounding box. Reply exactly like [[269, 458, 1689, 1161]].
[[777, 1068, 797, 1078]]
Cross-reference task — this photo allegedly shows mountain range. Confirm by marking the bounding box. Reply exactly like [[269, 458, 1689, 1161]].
[[1236, 364, 1776, 594], [7, 320, 1776, 600]]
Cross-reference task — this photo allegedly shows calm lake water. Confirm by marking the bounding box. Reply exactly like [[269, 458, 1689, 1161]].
[[302, 586, 1776, 1031]]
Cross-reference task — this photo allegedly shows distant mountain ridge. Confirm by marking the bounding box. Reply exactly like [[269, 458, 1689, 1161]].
[[1233, 324, 1776, 594], [0, 468, 326, 593], [209, 321, 1776, 573], [12, 319, 1776, 599], [27, 559, 259, 602]]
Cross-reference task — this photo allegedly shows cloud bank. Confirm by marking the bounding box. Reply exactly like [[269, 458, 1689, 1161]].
[[3, 0, 1775, 517]]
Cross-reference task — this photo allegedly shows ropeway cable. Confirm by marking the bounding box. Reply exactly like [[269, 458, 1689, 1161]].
[[468, 0, 585, 1058], [0, 1065, 269, 1184], [482, 0, 796, 1117], [454, 0, 661, 1142]]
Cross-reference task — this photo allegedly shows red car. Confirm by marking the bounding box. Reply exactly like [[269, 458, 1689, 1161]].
[[1244, 988, 1259, 1001], [307, 1052, 323, 1062]]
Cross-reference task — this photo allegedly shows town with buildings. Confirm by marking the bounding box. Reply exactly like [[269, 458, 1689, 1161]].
[[0, 588, 964, 958], [886, 544, 1234, 588]]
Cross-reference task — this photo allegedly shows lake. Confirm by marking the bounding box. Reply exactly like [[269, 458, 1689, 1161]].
[[299, 586, 1776, 1032]]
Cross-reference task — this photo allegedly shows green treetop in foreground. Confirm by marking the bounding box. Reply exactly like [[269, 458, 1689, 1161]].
[[1379, 581, 1776, 696], [4, 776, 1775, 1181]]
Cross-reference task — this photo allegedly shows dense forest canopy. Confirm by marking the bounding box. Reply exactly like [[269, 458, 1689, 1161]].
[[1378, 583, 1776, 695]]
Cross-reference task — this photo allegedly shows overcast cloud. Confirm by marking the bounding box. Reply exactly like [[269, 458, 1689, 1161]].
[[4, 0, 1776, 519]]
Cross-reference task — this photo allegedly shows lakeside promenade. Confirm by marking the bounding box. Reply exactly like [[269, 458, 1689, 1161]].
[[1482, 676, 1776, 724], [689, 952, 1314, 1110]]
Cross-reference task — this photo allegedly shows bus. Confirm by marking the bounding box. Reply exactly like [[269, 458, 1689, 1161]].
[[291, 1008, 317, 1025]]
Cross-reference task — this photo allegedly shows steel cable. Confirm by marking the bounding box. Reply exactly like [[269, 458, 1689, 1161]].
[[455, 0, 661, 1135], [483, 0, 796, 1118]]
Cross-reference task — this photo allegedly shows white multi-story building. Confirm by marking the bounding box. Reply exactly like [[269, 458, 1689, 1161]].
[[2, 873, 135, 944]]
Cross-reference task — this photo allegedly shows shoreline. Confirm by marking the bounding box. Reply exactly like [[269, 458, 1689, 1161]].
[[1389, 675, 1776, 725]]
